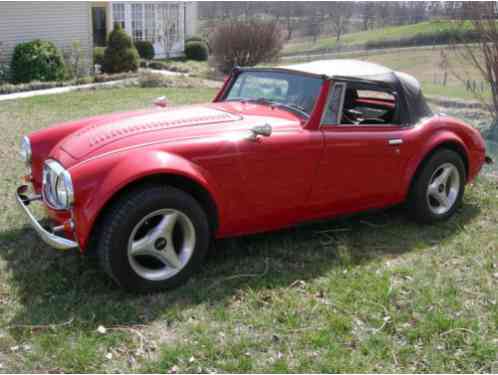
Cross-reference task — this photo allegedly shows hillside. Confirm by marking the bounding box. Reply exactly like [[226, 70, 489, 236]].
[[283, 20, 473, 55]]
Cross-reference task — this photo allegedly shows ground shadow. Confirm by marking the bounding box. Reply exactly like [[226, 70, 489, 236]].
[[0, 201, 481, 331]]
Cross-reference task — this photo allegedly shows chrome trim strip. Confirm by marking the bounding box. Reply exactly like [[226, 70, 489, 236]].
[[320, 81, 346, 128], [388, 139, 403, 145], [20, 136, 31, 166], [42, 159, 74, 210], [16, 185, 78, 250]]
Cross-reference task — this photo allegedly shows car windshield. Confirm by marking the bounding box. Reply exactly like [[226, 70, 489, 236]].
[[224, 71, 324, 117]]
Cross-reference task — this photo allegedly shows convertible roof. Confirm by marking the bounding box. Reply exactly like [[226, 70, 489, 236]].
[[282, 59, 393, 79], [281, 59, 433, 125]]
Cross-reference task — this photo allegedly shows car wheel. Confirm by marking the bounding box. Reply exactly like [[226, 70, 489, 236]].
[[408, 149, 466, 224], [97, 185, 210, 292]]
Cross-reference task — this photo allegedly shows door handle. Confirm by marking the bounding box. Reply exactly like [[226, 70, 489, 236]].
[[388, 139, 403, 145]]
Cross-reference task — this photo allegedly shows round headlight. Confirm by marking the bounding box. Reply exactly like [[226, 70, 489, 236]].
[[20, 136, 32, 166], [54, 170, 74, 208]]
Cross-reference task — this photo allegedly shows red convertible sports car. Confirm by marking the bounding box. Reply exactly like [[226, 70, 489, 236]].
[[17, 59, 491, 292]]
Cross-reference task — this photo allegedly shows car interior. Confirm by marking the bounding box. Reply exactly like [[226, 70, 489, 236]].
[[330, 83, 400, 126]]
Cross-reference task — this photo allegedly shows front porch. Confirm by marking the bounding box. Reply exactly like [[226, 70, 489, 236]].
[[92, 2, 194, 59]]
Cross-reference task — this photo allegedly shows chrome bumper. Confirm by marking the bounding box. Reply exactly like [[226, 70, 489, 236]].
[[16, 185, 78, 250]]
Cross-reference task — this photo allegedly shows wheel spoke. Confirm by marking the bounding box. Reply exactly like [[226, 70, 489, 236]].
[[436, 192, 450, 208], [129, 235, 152, 256], [151, 212, 179, 241], [435, 166, 452, 186], [161, 245, 182, 269], [428, 181, 439, 196]]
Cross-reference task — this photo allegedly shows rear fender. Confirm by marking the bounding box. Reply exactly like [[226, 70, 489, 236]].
[[402, 130, 469, 197], [72, 150, 223, 250]]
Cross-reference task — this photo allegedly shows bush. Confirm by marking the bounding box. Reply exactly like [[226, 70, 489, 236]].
[[64, 41, 88, 79], [209, 19, 283, 73], [135, 40, 155, 60], [186, 35, 206, 44], [102, 25, 140, 74], [10, 40, 65, 83], [94, 47, 105, 66], [0, 64, 10, 83], [148, 60, 190, 73], [364, 29, 480, 50], [185, 41, 209, 61]]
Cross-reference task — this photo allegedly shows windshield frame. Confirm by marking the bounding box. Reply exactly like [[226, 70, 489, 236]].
[[218, 68, 326, 119]]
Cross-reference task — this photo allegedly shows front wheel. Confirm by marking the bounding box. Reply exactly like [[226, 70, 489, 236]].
[[97, 185, 210, 292], [408, 149, 466, 224]]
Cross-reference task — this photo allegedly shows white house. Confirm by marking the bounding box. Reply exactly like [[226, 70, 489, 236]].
[[0, 1, 198, 71], [93, 2, 198, 58]]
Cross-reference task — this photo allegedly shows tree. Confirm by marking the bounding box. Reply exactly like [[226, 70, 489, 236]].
[[323, 2, 353, 44], [447, 2, 498, 137]]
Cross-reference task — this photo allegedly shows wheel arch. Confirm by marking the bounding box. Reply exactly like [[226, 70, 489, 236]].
[[76, 150, 224, 252], [405, 137, 469, 198], [85, 172, 220, 255]]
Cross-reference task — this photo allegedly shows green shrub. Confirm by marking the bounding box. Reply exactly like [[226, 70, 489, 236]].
[[185, 41, 208, 61], [135, 40, 155, 60], [10, 40, 65, 83], [94, 47, 106, 66], [186, 35, 206, 44], [364, 29, 480, 50], [0, 64, 10, 83], [102, 25, 139, 73]]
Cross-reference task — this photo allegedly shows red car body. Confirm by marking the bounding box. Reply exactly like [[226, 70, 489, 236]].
[[20, 60, 488, 253]]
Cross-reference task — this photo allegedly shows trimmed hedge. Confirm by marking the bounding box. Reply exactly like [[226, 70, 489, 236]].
[[365, 29, 480, 50], [186, 35, 207, 44], [0, 72, 139, 95], [103, 25, 140, 73], [147, 60, 189, 73], [135, 40, 155, 60], [11, 40, 65, 83], [185, 41, 208, 61]]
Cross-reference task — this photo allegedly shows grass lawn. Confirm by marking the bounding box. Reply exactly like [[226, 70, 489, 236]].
[[0, 87, 497, 372], [283, 20, 472, 55]]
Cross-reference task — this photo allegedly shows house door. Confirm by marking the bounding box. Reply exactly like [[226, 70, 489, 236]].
[[92, 7, 107, 47]]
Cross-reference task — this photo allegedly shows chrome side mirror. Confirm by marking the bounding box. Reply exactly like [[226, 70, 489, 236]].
[[249, 124, 272, 141], [154, 96, 169, 108]]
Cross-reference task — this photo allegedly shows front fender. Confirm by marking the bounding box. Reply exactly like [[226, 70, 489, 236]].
[[402, 130, 469, 196], [70, 149, 224, 250]]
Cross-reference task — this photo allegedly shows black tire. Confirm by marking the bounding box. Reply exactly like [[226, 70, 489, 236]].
[[97, 185, 210, 293], [408, 149, 466, 224]]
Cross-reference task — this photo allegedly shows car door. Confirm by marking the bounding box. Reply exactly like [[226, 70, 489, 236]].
[[309, 81, 411, 216], [237, 125, 323, 230]]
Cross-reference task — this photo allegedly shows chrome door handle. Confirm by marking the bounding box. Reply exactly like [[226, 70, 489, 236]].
[[388, 139, 403, 145]]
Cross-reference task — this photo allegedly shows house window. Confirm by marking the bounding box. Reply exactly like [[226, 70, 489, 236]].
[[144, 4, 156, 41], [112, 3, 125, 29], [131, 4, 144, 41]]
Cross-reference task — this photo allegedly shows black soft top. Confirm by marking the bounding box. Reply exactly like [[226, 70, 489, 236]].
[[280, 59, 433, 125]]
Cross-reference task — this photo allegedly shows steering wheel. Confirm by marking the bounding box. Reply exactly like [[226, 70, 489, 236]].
[[343, 108, 363, 124]]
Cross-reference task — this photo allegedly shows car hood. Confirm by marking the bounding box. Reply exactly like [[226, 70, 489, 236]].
[[55, 102, 301, 162]]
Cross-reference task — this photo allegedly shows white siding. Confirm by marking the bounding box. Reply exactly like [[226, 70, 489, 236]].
[[185, 2, 198, 38], [0, 1, 92, 71]]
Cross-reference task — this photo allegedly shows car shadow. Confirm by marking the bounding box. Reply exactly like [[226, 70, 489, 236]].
[[0, 201, 481, 330]]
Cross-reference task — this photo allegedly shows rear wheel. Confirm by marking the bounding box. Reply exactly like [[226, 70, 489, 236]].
[[408, 149, 465, 224], [97, 185, 210, 292]]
